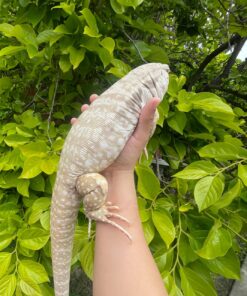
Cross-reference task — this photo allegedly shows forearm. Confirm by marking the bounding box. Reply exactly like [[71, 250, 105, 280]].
[[93, 170, 168, 296]]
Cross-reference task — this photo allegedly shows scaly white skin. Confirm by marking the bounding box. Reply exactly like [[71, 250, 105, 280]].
[[50, 63, 170, 296]]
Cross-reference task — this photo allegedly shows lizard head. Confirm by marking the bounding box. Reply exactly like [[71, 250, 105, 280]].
[[131, 63, 170, 107]]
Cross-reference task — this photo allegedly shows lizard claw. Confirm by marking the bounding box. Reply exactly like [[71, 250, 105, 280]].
[[106, 212, 130, 224], [106, 205, 119, 211], [103, 218, 132, 241]]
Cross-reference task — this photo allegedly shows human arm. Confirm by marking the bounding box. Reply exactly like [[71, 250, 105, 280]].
[[73, 95, 168, 296]]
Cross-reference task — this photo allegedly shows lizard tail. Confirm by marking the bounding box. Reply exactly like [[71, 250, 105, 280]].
[[50, 184, 80, 296]]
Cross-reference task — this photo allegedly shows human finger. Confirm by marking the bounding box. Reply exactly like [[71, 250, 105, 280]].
[[71, 117, 78, 125], [89, 94, 98, 103], [81, 104, 89, 112], [132, 98, 160, 145]]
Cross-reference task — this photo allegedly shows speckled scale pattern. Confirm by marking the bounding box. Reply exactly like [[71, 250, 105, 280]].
[[50, 63, 170, 296]]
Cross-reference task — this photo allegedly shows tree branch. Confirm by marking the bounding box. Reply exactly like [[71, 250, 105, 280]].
[[169, 58, 194, 69], [205, 85, 247, 100], [186, 34, 241, 90], [211, 37, 247, 85], [123, 29, 148, 64], [47, 73, 59, 145]]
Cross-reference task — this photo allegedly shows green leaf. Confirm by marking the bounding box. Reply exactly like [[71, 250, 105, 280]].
[[52, 138, 64, 151], [138, 198, 150, 222], [179, 203, 194, 212], [196, 221, 232, 259], [26, 44, 38, 58], [18, 246, 35, 258], [17, 4, 46, 27], [174, 161, 218, 180], [19, 279, 41, 296], [0, 274, 16, 296], [163, 274, 183, 296], [228, 213, 243, 233], [0, 234, 16, 251], [0, 253, 12, 279], [117, 0, 144, 8], [212, 179, 242, 210], [0, 172, 19, 189], [152, 210, 175, 248], [100, 37, 115, 54], [0, 46, 25, 57], [59, 55, 71, 72], [16, 126, 34, 138], [157, 98, 169, 126], [174, 178, 188, 196], [19, 157, 42, 179], [19, 227, 49, 250], [142, 220, 155, 245], [193, 111, 214, 132], [198, 142, 246, 161], [32, 198, 51, 211], [174, 140, 186, 160], [30, 175, 45, 192], [28, 209, 43, 225], [54, 24, 71, 34], [163, 146, 180, 169], [107, 59, 131, 78], [167, 111, 187, 135], [179, 234, 198, 265], [40, 211, 50, 231], [194, 175, 224, 211], [19, 142, 48, 158], [187, 132, 216, 141], [110, 0, 126, 13], [37, 30, 61, 44], [167, 74, 180, 97], [11, 24, 37, 48], [190, 92, 234, 117], [4, 135, 29, 147], [135, 165, 161, 200], [129, 41, 151, 58], [0, 77, 12, 94], [69, 47, 86, 70], [98, 47, 112, 68], [29, 198, 50, 226], [202, 249, 240, 279], [180, 267, 217, 296], [0, 23, 13, 35], [52, 3, 75, 15], [40, 155, 59, 175], [17, 179, 29, 197], [238, 164, 247, 186], [39, 283, 54, 296], [80, 241, 94, 280], [82, 8, 101, 37], [18, 260, 49, 284], [146, 45, 169, 64], [154, 248, 174, 273], [20, 110, 40, 128], [0, 202, 18, 216], [72, 225, 88, 262]]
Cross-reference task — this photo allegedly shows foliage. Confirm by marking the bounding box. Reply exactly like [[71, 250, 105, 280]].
[[0, 0, 246, 295], [137, 75, 247, 294]]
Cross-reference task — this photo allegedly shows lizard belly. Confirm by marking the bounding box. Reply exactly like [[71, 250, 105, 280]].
[[59, 105, 138, 180]]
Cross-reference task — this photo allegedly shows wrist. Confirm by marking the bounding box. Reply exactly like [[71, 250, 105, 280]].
[[101, 169, 134, 182]]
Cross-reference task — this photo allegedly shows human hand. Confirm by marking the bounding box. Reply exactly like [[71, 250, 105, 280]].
[[71, 94, 160, 174]]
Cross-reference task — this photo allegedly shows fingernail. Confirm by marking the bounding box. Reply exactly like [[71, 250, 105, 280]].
[[152, 98, 160, 110]]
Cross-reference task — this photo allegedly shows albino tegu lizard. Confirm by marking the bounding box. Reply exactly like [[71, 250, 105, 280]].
[[50, 63, 169, 296]]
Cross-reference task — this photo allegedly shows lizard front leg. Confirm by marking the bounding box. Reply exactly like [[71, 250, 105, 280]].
[[76, 173, 132, 240]]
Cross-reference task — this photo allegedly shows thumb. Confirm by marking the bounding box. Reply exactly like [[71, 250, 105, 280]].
[[132, 98, 160, 147]]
